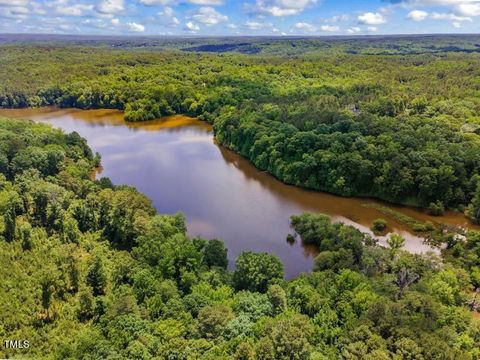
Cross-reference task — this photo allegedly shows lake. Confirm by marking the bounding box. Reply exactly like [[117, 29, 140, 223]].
[[1, 107, 476, 278]]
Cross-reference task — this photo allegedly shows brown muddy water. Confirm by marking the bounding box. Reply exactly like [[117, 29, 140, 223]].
[[1, 107, 477, 278]]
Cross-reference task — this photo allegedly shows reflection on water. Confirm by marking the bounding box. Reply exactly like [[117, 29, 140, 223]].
[[1, 107, 477, 278]]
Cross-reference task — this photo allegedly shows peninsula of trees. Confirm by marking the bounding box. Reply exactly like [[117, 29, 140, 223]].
[[1, 36, 480, 218], [1, 36, 480, 358]]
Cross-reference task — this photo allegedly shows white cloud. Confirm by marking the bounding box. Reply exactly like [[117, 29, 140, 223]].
[[138, 0, 224, 5], [188, 0, 224, 4], [456, 3, 480, 16], [31, 2, 46, 15], [326, 14, 349, 23], [388, 0, 480, 18], [190, 6, 227, 25], [320, 25, 339, 31], [82, 18, 109, 29], [185, 21, 199, 32], [255, 0, 319, 17], [97, 0, 124, 15], [245, 21, 264, 30], [407, 9, 429, 21], [127, 22, 145, 32], [0, 5, 29, 19], [56, 4, 94, 17], [294, 22, 316, 32], [388, 0, 480, 6], [245, 20, 272, 30], [138, 0, 175, 4], [158, 6, 180, 26], [431, 11, 472, 21], [358, 12, 386, 25], [0, 0, 27, 4], [2, 0, 480, 35]]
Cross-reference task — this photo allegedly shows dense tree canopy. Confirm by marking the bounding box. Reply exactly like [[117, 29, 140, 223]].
[[0, 118, 479, 359], [1, 36, 480, 358], [1, 38, 480, 213]]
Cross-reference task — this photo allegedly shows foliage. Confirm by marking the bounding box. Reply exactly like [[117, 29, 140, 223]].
[[1, 34, 480, 358], [371, 218, 387, 234], [0, 118, 477, 358], [1, 39, 480, 213], [233, 252, 284, 293]]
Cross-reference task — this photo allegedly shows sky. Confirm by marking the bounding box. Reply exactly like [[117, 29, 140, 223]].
[[0, 0, 479, 36]]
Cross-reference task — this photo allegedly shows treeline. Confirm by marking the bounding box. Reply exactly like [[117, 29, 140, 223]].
[[1, 118, 480, 359], [214, 92, 480, 213], [1, 45, 480, 213]]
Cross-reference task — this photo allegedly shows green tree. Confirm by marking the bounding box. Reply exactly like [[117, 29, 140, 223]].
[[467, 184, 480, 224], [235, 341, 255, 360], [267, 285, 287, 315], [233, 252, 284, 293], [197, 304, 234, 339], [371, 219, 387, 234], [387, 234, 405, 257], [203, 239, 228, 269], [40, 273, 56, 320], [77, 287, 95, 321], [265, 314, 314, 360], [87, 256, 108, 296]]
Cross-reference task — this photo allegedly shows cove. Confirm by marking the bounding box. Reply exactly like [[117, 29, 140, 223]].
[[1, 107, 477, 278]]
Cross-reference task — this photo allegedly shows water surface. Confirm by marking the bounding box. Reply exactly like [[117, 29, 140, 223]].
[[1, 107, 476, 278]]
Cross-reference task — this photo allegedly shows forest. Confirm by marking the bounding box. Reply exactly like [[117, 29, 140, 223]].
[[1, 36, 480, 358], [1, 36, 480, 215], [0, 116, 479, 359]]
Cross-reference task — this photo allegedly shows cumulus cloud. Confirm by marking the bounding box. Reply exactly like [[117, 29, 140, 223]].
[[431, 11, 472, 21], [1, 0, 479, 36], [293, 22, 339, 33], [325, 14, 349, 23], [188, 0, 224, 4], [407, 9, 429, 21], [185, 21, 199, 32], [0, 0, 28, 4], [158, 6, 180, 26], [97, 0, 124, 15], [347, 26, 361, 33], [139, 0, 175, 4], [358, 12, 386, 25], [56, 4, 94, 17], [0, 0, 32, 19], [190, 6, 227, 25], [127, 22, 145, 32], [456, 2, 480, 16], [255, 0, 319, 17], [138, 0, 224, 5], [245, 20, 273, 30], [386, 0, 480, 5], [0, 5, 29, 18], [387, 0, 480, 18], [320, 25, 339, 31], [294, 22, 316, 32], [403, 3, 477, 26]]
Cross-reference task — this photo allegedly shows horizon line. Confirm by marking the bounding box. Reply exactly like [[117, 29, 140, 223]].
[[1, 32, 480, 39]]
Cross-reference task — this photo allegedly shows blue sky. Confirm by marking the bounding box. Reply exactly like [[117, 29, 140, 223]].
[[1, 0, 479, 35]]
